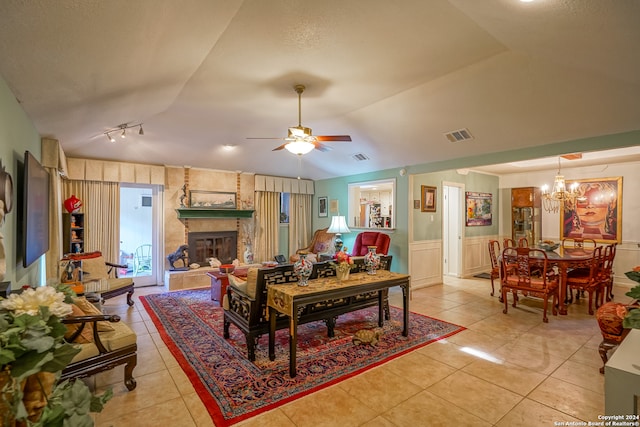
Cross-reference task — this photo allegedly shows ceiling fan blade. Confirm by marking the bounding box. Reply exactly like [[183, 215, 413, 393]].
[[315, 135, 352, 142], [272, 143, 288, 151], [314, 143, 332, 152]]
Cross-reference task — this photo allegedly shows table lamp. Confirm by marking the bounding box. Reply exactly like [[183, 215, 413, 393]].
[[327, 215, 351, 253]]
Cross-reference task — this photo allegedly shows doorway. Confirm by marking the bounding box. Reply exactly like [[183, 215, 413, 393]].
[[119, 184, 162, 286], [442, 183, 463, 277]]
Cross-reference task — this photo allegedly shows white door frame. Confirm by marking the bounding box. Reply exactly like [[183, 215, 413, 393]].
[[442, 181, 464, 277]]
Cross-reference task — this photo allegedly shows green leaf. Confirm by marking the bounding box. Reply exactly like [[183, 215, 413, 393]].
[[625, 283, 640, 300], [8, 350, 54, 379], [623, 308, 640, 329], [40, 344, 81, 372]]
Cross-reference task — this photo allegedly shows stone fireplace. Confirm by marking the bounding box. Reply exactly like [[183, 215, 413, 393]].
[[187, 231, 237, 265]]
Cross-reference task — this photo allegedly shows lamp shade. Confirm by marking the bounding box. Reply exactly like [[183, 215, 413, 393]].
[[327, 215, 351, 234], [284, 140, 315, 155]]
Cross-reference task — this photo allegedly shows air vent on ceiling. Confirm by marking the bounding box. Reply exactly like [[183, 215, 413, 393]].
[[444, 128, 473, 143], [352, 153, 370, 161]]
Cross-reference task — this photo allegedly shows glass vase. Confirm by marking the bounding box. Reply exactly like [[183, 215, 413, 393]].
[[364, 246, 381, 275], [293, 253, 313, 286]]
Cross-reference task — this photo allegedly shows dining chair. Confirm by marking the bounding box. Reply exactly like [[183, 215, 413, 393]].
[[517, 237, 529, 247], [599, 244, 617, 304], [500, 247, 559, 323], [566, 246, 603, 315], [503, 238, 516, 248], [488, 240, 501, 297], [561, 237, 597, 250]]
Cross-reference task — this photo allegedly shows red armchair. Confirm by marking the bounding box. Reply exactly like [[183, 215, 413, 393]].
[[351, 232, 391, 256]]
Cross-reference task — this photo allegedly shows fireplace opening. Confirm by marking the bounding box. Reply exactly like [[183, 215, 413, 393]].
[[187, 231, 237, 265]]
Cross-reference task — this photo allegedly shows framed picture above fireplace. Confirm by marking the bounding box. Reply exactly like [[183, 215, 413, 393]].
[[189, 191, 237, 209]]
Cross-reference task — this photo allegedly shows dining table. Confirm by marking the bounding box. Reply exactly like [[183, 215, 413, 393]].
[[533, 245, 596, 315]]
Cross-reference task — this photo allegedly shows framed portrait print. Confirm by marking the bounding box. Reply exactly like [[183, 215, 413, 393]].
[[560, 177, 622, 244], [318, 196, 328, 217], [421, 186, 436, 212]]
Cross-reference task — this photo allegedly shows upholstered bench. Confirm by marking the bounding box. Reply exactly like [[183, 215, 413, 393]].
[[61, 296, 137, 390], [63, 251, 135, 306]]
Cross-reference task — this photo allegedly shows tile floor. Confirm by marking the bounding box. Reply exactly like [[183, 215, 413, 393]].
[[89, 277, 634, 426]]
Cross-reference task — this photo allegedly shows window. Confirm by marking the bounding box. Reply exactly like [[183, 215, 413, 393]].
[[280, 193, 290, 224], [347, 179, 396, 229]]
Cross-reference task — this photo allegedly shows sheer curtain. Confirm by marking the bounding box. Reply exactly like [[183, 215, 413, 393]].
[[254, 191, 280, 263], [288, 193, 312, 254], [64, 180, 120, 263], [44, 167, 63, 280]]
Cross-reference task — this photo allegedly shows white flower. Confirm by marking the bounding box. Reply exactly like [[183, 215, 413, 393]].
[[0, 286, 72, 317]]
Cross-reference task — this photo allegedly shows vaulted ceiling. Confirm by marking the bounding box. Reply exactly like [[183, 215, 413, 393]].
[[0, 0, 638, 180]]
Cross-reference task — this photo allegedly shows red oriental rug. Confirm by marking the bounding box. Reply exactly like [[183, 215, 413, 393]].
[[140, 289, 465, 426]]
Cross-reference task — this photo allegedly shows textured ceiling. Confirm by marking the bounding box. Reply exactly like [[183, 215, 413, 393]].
[[0, 0, 639, 179]]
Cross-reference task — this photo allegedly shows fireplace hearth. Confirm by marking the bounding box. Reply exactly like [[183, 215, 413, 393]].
[[188, 231, 237, 265]]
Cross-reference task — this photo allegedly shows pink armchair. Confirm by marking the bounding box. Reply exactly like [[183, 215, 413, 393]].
[[351, 232, 391, 256], [289, 228, 335, 263]]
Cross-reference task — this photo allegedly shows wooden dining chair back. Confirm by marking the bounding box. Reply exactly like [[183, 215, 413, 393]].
[[566, 246, 603, 315], [561, 238, 597, 250], [500, 247, 559, 323], [517, 237, 529, 248], [503, 238, 516, 248], [488, 240, 501, 297], [599, 244, 617, 304]]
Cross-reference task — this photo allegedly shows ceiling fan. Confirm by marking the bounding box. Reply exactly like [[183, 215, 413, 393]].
[[247, 84, 351, 155]]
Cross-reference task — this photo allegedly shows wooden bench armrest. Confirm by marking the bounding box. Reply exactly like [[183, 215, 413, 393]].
[[62, 314, 121, 353]]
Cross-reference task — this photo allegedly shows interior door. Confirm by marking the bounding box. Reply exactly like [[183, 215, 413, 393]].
[[119, 184, 162, 286], [443, 183, 463, 277]]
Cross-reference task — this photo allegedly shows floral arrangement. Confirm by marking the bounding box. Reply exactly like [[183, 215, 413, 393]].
[[331, 249, 354, 275], [622, 266, 640, 329], [0, 284, 111, 426]]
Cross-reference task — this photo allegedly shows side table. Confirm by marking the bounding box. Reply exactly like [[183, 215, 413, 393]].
[[208, 268, 248, 303]]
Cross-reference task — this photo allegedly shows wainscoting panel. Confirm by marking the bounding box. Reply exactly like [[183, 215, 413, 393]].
[[613, 241, 640, 288], [409, 240, 442, 289], [463, 235, 499, 278]]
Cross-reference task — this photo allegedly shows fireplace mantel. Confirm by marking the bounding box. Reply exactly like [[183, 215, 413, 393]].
[[175, 208, 254, 219]]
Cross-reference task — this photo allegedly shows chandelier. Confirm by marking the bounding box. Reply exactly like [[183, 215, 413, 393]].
[[541, 157, 580, 213]]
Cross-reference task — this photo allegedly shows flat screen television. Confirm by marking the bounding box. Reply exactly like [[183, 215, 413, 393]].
[[22, 150, 50, 267]]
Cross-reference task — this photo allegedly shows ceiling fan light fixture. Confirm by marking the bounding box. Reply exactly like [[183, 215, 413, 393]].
[[285, 140, 315, 155]]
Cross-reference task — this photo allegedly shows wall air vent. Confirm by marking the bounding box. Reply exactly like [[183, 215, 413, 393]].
[[444, 128, 473, 143], [352, 153, 370, 161]]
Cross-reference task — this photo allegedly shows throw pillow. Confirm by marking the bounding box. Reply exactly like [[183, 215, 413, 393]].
[[64, 304, 94, 344], [73, 296, 115, 332]]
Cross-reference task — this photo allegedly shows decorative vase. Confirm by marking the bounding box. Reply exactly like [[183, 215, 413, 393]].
[[293, 253, 313, 286], [63, 195, 82, 213], [364, 246, 381, 275], [243, 245, 254, 264], [336, 267, 350, 282]]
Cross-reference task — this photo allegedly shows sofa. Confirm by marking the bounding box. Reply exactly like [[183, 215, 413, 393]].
[[223, 256, 393, 361]]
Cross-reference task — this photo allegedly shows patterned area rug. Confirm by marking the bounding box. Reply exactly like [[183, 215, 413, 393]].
[[141, 289, 465, 426]]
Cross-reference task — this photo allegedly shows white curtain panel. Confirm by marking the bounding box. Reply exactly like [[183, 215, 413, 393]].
[[288, 193, 312, 254], [254, 191, 280, 263]]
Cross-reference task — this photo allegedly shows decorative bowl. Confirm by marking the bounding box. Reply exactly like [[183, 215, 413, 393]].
[[539, 242, 559, 251], [219, 264, 235, 274]]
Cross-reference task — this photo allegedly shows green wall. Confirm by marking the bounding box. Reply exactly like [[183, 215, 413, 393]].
[[0, 75, 45, 289]]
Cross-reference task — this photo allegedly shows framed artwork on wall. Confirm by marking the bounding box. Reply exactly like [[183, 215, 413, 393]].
[[318, 196, 328, 217], [421, 186, 436, 212], [560, 177, 622, 244], [330, 199, 339, 214], [466, 192, 492, 226], [189, 191, 236, 209]]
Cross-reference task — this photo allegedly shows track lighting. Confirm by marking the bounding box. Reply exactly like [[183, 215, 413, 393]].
[[103, 123, 145, 142]]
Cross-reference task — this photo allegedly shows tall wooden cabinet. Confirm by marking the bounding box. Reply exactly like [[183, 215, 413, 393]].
[[63, 213, 85, 255], [511, 187, 542, 244]]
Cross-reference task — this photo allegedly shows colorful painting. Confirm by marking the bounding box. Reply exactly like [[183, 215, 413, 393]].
[[561, 177, 622, 244], [466, 192, 492, 226]]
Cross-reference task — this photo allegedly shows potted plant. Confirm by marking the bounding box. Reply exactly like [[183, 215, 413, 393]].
[[0, 285, 111, 426]]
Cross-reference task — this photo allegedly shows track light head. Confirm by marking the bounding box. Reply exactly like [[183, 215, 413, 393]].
[[139, 124, 144, 135], [107, 132, 115, 142], [120, 128, 126, 138], [103, 122, 144, 142]]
